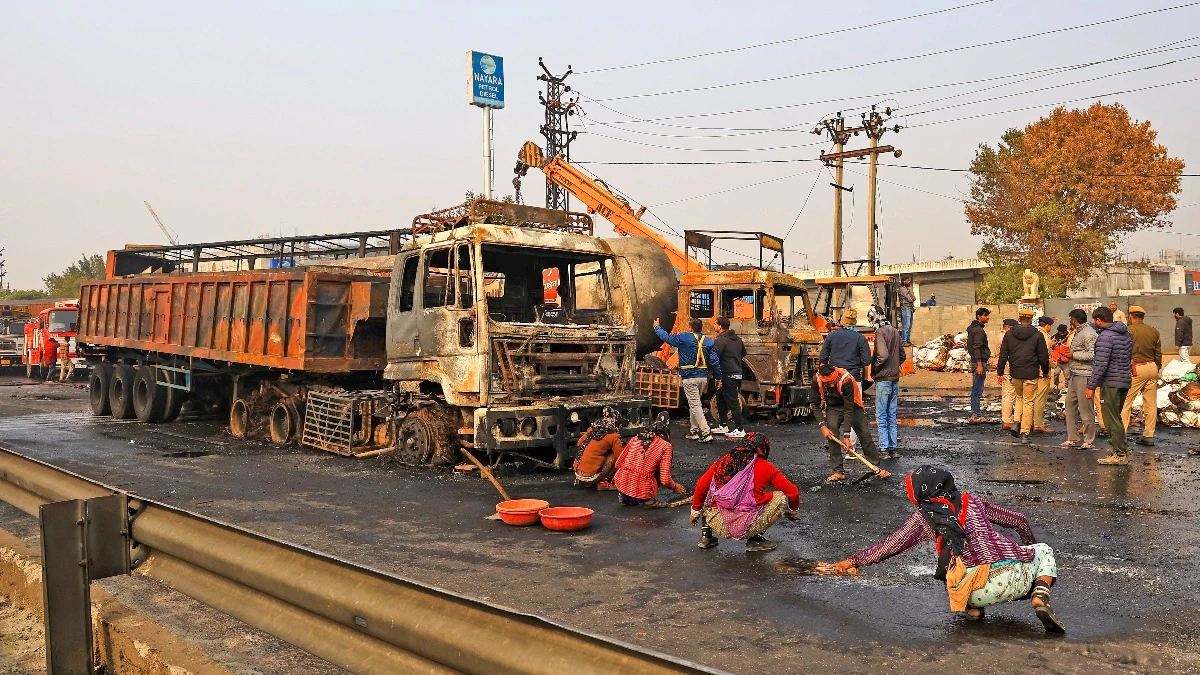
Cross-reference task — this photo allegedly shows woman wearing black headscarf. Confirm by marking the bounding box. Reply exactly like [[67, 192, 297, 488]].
[[825, 465, 1065, 632], [572, 407, 622, 489]]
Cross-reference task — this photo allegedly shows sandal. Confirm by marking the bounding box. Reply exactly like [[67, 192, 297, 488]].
[[1079, 443, 1096, 450], [1032, 587, 1066, 633], [642, 499, 668, 509], [965, 607, 985, 621], [1060, 440, 1078, 448], [826, 472, 846, 483]]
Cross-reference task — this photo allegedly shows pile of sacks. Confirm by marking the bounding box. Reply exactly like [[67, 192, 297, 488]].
[[1130, 359, 1200, 428], [912, 333, 974, 372]]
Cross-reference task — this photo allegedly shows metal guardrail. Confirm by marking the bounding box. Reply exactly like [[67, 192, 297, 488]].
[[0, 445, 719, 675]]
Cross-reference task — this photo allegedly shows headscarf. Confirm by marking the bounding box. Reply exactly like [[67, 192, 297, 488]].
[[637, 411, 670, 445], [905, 465, 968, 580], [868, 304, 890, 328], [712, 432, 771, 488], [587, 406, 621, 442]]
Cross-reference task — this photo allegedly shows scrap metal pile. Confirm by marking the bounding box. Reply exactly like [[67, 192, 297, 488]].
[[912, 333, 974, 372]]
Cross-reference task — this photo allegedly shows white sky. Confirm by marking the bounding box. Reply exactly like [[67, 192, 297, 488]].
[[2, 0, 1198, 288]]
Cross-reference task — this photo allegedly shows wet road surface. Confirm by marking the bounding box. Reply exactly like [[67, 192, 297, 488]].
[[0, 375, 1197, 673]]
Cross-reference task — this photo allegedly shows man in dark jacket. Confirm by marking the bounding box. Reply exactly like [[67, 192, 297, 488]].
[[897, 277, 916, 345], [819, 308, 872, 382], [1088, 307, 1134, 466], [712, 317, 747, 438], [870, 309, 905, 458], [966, 307, 992, 423], [996, 308, 1049, 444], [1175, 307, 1193, 363]]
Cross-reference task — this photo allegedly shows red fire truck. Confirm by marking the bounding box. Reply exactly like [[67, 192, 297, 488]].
[[23, 301, 83, 379]]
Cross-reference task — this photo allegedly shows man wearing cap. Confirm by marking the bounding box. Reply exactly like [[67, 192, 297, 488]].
[[997, 308, 1050, 444], [818, 308, 872, 383], [1122, 306, 1161, 447], [999, 318, 1020, 430], [897, 277, 916, 346], [1031, 315, 1057, 433]]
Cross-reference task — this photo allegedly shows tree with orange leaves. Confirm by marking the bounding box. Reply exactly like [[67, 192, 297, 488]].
[[965, 102, 1184, 289]]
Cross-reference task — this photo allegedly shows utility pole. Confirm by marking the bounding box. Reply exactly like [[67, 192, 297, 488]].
[[814, 113, 853, 276], [815, 105, 902, 276], [537, 58, 578, 211]]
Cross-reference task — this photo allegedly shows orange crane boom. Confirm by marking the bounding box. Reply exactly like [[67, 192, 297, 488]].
[[518, 142, 695, 273]]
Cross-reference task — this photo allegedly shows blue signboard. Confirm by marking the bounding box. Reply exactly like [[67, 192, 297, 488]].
[[467, 51, 504, 108]]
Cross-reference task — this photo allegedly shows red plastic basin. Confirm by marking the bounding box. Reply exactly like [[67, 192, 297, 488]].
[[496, 499, 550, 527], [539, 506, 594, 532]]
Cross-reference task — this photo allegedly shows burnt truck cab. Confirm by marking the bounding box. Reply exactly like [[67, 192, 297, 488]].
[[385, 200, 649, 466], [665, 231, 823, 422]]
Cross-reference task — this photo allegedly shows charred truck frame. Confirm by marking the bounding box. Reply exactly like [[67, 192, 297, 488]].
[[76, 200, 649, 466]]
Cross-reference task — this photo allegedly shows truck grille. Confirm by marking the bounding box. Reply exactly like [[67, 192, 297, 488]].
[[491, 338, 634, 398]]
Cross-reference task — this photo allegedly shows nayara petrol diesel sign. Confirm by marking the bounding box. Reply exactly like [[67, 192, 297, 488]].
[[467, 51, 504, 108]]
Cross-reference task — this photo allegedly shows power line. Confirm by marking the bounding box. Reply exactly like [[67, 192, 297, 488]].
[[578, 158, 1200, 178], [844, 167, 964, 202], [581, 130, 831, 153], [575, 37, 1199, 130], [591, 3, 1200, 102], [906, 53, 1200, 117], [647, 168, 824, 207], [578, 1, 995, 74]]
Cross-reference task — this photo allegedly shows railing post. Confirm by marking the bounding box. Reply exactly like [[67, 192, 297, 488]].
[[39, 494, 131, 675]]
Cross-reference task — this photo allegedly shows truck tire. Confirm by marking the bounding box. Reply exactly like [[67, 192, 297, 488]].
[[162, 386, 185, 423], [268, 399, 299, 446], [708, 390, 746, 424], [229, 398, 251, 438], [88, 364, 113, 416], [133, 366, 167, 423], [394, 408, 456, 465], [109, 364, 137, 420]]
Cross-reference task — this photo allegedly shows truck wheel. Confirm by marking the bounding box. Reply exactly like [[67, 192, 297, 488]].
[[708, 391, 747, 423], [268, 399, 299, 446], [162, 386, 185, 423], [395, 408, 455, 465], [88, 364, 113, 416], [774, 407, 794, 424], [229, 398, 251, 438], [133, 366, 167, 423], [109, 364, 137, 420]]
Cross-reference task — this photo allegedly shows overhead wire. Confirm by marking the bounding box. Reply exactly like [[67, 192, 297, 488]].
[[578, 1, 995, 74], [647, 167, 824, 207], [590, 2, 1200, 101], [576, 36, 1200, 130]]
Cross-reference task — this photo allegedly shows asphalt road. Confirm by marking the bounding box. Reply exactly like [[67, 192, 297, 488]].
[[0, 373, 1197, 674]]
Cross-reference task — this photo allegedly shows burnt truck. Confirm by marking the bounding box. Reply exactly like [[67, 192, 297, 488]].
[[77, 200, 650, 466]]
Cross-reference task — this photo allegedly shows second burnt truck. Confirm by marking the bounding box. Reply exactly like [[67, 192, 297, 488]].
[[76, 200, 651, 466]]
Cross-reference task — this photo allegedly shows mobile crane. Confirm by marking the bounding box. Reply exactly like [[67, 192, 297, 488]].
[[515, 142, 823, 421]]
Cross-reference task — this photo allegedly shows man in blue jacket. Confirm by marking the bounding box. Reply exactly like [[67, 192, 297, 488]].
[[819, 308, 872, 383], [1087, 306, 1134, 466], [655, 317, 721, 443]]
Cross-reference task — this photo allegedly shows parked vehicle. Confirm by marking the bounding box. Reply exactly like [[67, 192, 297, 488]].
[[23, 301, 83, 378], [77, 200, 651, 466]]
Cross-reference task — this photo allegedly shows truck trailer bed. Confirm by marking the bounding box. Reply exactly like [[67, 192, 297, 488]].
[[78, 268, 389, 372]]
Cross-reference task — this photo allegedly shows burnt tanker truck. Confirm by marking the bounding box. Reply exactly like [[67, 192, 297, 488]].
[[77, 199, 681, 467]]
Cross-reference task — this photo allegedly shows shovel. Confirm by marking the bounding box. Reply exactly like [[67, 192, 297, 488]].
[[830, 433, 891, 484]]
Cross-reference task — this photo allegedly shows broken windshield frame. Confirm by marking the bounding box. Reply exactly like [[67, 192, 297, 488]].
[[479, 244, 620, 327]]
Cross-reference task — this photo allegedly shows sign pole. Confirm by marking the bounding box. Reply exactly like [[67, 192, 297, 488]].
[[467, 50, 504, 200], [482, 106, 493, 199]]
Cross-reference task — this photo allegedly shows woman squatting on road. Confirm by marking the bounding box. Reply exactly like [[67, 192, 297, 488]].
[[690, 432, 800, 552], [825, 465, 1065, 633]]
